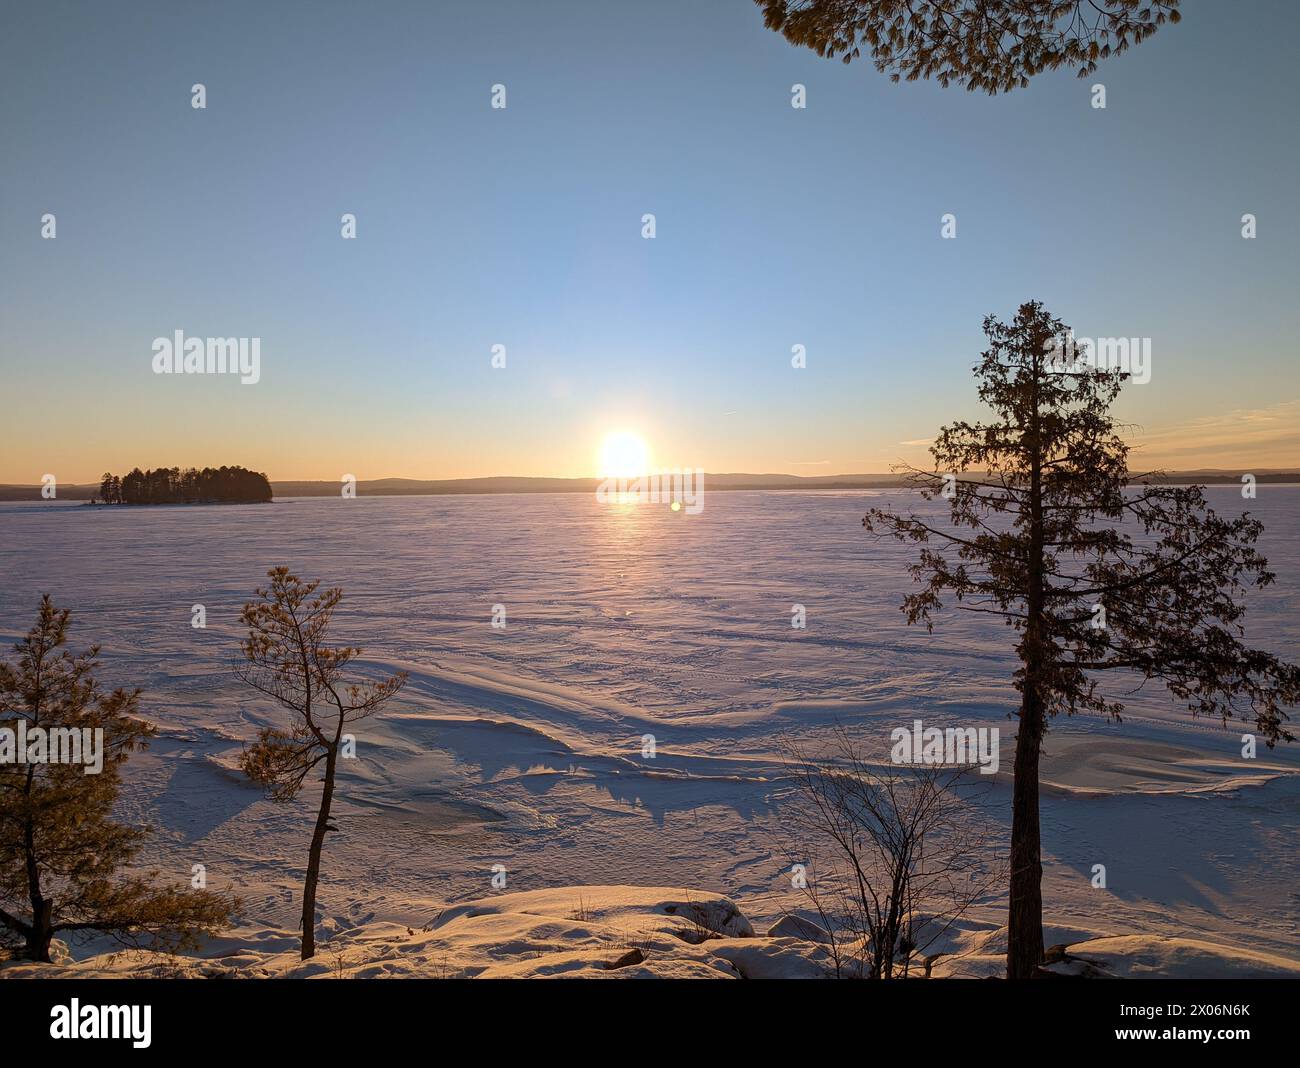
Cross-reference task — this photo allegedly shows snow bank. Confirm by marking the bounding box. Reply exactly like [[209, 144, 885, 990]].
[[5, 885, 1293, 979], [1047, 935, 1300, 979], [1, 886, 832, 980]]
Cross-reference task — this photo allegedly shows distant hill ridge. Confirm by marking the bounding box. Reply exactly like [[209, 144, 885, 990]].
[[3, 470, 1298, 501]]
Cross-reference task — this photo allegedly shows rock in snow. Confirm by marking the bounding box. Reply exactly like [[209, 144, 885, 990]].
[[765, 913, 834, 943]]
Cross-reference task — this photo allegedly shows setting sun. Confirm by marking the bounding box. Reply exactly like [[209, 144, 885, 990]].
[[598, 431, 651, 478]]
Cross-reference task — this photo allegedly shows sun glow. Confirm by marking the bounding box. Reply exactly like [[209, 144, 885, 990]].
[[598, 432, 651, 478]]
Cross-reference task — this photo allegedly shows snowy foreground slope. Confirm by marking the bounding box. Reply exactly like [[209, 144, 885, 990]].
[[7, 886, 1300, 980]]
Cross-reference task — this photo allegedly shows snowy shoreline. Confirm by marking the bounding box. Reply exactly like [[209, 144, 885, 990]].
[[8, 885, 1299, 980]]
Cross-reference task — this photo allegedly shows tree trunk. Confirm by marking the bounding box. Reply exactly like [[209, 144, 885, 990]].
[[23, 774, 53, 963], [299, 749, 338, 960], [1007, 689, 1045, 979], [1008, 336, 1047, 980], [25, 902, 54, 963]]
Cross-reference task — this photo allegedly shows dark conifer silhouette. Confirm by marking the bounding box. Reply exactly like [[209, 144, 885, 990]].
[[97, 465, 271, 505], [863, 300, 1300, 978], [0, 597, 236, 961], [756, 0, 1180, 93], [236, 568, 407, 960]]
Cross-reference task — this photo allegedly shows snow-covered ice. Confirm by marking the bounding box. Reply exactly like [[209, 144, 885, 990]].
[[1, 488, 1297, 976]]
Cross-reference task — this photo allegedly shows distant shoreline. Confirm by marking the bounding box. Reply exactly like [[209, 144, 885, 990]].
[[4, 471, 1299, 502]]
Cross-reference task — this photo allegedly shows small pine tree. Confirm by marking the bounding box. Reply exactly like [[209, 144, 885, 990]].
[[236, 568, 407, 959], [0, 597, 236, 962]]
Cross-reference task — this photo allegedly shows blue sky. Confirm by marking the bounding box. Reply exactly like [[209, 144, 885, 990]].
[[2, 0, 1297, 481]]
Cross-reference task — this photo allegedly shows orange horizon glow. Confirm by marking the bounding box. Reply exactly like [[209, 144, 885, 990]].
[[3, 400, 1300, 486]]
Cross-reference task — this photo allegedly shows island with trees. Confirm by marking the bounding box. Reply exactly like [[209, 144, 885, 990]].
[[94, 466, 272, 505]]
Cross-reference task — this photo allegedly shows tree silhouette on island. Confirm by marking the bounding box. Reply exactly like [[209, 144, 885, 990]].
[[95, 466, 271, 506]]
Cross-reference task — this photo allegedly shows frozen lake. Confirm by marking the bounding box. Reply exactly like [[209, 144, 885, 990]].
[[2, 488, 1298, 965]]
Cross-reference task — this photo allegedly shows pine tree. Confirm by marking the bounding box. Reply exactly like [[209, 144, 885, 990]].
[[755, 0, 1180, 94], [236, 568, 407, 959], [863, 301, 1300, 978], [0, 597, 236, 962]]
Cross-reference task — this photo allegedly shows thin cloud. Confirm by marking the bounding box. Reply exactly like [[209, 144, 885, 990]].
[[1129, 401, 1300, 469]]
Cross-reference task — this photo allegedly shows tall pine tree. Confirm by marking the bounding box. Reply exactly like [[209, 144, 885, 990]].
[[864, 301, 1300, 978]]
